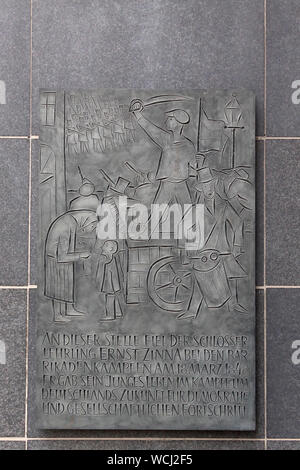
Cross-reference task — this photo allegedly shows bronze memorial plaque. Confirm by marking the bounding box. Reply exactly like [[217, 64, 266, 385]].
[[37, 89, 255, 430]]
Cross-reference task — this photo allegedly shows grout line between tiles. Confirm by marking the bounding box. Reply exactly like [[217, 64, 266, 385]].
[[263, 286, 267, 449], [1, 135, 300, 140], [0, 437, 294, 442], [1, 135, 300, 141], [25, 0, 33, 452], [257, 136, 300, 140], [263, 0, 267, 450], [0, 135, 300, 142], [0, 285, 287, 289], [25, 437, 265, 442], [263, 141, 267, 287], [24, 137, 32, 447], [0, 136, 30, 139], [263, 142, 267, 450], [0, 285, 36, 289], [267, 438, 300, 441], [25, 288, 29, 447], [265, 286, 300, 289], [0, 438, 26, 442], [0, 135, 300, 140], [28, 138, 32, 287], [29, 0, 33, 138], [264, 0, 267, 138]]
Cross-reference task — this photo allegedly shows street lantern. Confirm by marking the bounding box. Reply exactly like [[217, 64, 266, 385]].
[[224, 94, 244, 168]]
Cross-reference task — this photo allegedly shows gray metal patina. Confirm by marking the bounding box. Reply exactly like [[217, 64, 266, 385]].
[[37, 89, 255, 430]]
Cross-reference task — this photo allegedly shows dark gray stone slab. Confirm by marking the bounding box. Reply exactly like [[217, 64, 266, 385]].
[[32, 0, 264, 135], [0, 0, 30, 136], [0, 139, 29, 285], [0, 290, 26, 437], [267, 289, 300, 438], [266, 141, 300, 285], [36, 88, 255, 430], [266, 0, 300, 136], [28, 290, 264, 437], [27, 439, 263, 450]]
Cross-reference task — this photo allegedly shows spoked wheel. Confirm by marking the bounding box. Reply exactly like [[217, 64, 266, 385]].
[[147, 256, 193, 313]]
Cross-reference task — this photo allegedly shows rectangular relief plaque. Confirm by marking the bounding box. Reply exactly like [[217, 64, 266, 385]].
[[37, 89, 255, 430]]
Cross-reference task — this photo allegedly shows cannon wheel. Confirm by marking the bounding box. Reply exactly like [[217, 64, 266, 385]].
[[147, 256, 193, 313]]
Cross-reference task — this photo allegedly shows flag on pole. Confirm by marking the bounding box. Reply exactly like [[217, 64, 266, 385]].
[[198, 107, 227, 152]]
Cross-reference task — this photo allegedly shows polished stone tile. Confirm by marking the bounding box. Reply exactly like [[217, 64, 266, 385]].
[[0, 139, 29, 285], [27, 439, 263, 450], [32, 0, 264, 134], [0, 290, 26, 437], [0, 0, 30, 135], [30, 140, 39, 285], [256, 142, 264, 286], [266, 0, 300, 136], [267, 289, 300, 438], [266, 141, 300, 285], [254, 290, 265, 438], [267, 440, 300, 450], [0, 441, 25, 450]]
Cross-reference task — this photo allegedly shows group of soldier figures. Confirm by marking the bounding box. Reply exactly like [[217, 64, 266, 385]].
[[66, 99, 136, 155], [44, 97, 254, 322]]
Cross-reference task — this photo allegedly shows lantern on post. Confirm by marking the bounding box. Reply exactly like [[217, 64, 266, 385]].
[[224, 94, 244, 168]]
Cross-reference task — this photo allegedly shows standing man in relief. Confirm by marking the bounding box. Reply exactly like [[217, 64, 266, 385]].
[[129, 99, 195, 206], [130, 99, 199, 246], [44, 210, 98, 322]]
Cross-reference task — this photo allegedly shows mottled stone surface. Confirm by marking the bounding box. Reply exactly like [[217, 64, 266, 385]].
[[266, 141, 300, 285], [0, 0, 30, 135], [267, 289, 300, 438], [32, 0, 264, 134], [27, 438, 264, 450], [267, 0, 300, 136], [0, 290, 26, 436], [0, 140, 29, 285], [0, 441, 25, 450], [268, 440, 300, 450]]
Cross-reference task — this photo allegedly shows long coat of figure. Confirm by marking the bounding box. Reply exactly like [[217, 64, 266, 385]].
[[44, 210, 98, 321]]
